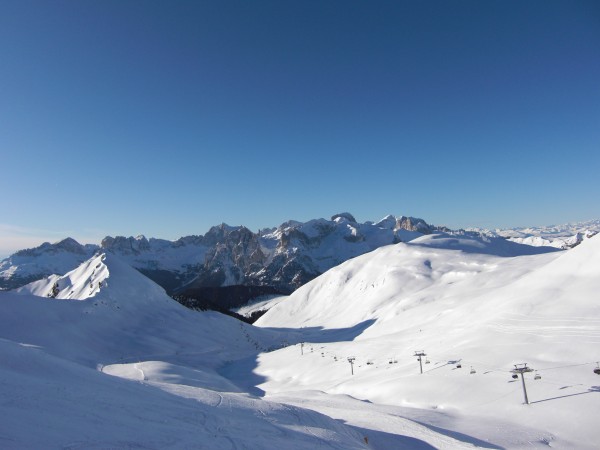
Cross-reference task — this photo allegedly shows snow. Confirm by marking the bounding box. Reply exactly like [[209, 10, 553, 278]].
[[232, 295, 288, 317], [0, 253, 367, 449], [0, 238, 97, 288], [2, 233, 600, 449], [15, 253, 109, 299], [254, 235, 600, 449], [472, 219, 600, 249]]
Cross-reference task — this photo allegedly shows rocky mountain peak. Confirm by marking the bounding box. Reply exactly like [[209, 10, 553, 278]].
[[395, 216, 432, 234], [101, 235, 150, 255]]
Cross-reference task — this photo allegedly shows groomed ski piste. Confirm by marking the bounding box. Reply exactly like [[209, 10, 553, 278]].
[[1, 233, 599, 449]]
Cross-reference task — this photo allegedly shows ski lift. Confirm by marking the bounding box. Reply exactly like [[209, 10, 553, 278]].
[[389, 359, 393, 364], [456, 363, 462, 369], [534, 372, 541, 380], [470, 366, 476, 374], [367, 360, 374, 365], [512, 374, 518, 379], [594, 363, 600, 375], [425, 358, 430, 364]]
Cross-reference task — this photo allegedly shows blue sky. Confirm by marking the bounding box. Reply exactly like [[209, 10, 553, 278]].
[[1, 0, 599, 256]]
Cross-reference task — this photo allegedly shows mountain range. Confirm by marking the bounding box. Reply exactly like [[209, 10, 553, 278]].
[[1, 216, 599, 448], [2, 214, 598, 315], [0, 213, 437, 304]]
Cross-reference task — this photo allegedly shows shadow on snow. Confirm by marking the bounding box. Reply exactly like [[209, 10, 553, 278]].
[[530, 385, 600, 405], [219, 319, 376, 397]]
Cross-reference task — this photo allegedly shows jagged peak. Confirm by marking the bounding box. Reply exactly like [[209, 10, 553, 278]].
[[12, 237, 88, 257], [207, 223, 243, 234], [56, 237, 82, 246], [375, 214, 397, 228]]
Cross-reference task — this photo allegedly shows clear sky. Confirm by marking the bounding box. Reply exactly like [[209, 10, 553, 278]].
[[1, 0, 599, 257]]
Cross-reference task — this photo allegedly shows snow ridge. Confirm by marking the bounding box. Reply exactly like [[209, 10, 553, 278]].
[[16, 253, 109, 300]]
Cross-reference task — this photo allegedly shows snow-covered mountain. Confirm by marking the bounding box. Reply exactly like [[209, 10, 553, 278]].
[[252, 234, 600, 449], [2, 215, 596, 315], [470, 219, 600, 249], [0, 238, 98, 290], [0, 253, 367, 449], [101, 213, 437, 295], [2, 228, 600, 448], [1, 213, 437, 299]]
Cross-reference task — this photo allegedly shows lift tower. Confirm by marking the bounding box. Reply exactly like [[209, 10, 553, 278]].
[[512, 363, 534, 404], [414, 351, 427, 374]]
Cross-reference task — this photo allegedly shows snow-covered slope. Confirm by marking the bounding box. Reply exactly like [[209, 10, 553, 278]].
[[256, 233, 560, 329], [0, 238, 98, 290], [253, 235, 600, 449], [0, 254, 368, 449], [15, 252, 109, 299]]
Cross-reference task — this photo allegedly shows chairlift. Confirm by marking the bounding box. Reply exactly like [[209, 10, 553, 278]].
[[425, 358, 430, 364], [512, 374, 518, 379], [389, 359, 393, 364], [594, 362, 600, 375], [456, 363, 462, 369], [470, 366, 476, 374], [367, 360, 374, 365], [534, 372, 541, 380]]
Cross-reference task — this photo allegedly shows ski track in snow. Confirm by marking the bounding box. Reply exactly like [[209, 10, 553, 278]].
[[269, 392, 485, 450]]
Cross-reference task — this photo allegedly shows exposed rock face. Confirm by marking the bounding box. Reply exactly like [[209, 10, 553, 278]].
[[100, 235, 151, 255], [395, 216, 432, 233]]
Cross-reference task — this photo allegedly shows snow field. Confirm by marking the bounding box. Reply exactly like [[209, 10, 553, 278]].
[[0, 254, 369, 449], [254, 235, 600, 448], [2, 234, 600, 449]]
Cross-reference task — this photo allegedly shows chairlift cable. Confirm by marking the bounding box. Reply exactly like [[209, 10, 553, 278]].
[[536, 362, 596, 371]]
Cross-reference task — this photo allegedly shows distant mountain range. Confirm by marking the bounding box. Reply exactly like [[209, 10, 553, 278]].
[[1, 214, 597, 313], [470, 219, 600, 249]]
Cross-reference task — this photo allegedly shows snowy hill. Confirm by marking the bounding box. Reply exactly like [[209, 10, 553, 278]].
[[252, 234, 600, 449], [0, 253, 368, 449]]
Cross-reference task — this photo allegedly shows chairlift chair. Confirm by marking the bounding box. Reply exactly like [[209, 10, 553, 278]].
[[534, 372, 541, 380], [425, 358, 430, 364], [456, 363, 462, 369], [512, 374, 518, 379], [470, 366, 476, 374], [594, 363, 600, 375]]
